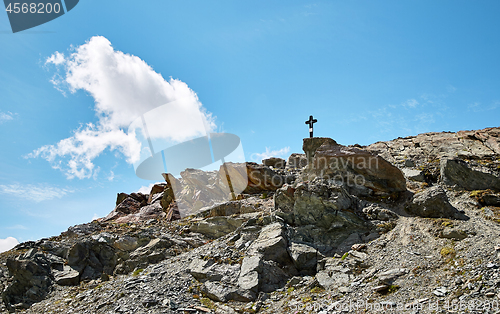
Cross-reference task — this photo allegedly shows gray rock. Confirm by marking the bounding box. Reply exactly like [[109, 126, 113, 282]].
[[440, 228, 467, 240], [53, 265, 80, 286], [286, 153, 308, 170], [113, 236, 139, 251], [316, 269, 352, 290], [303, 139, 407, 197], [362, 204, 398, 221], [238, 255, 261, 293], [441, 158, 500, 190], [377, 268, 407, 283], [3, 253, 53, 310], [247, 222, 290, 265], [190, 216, 246, 239], [201, 281, 252, 302], [262, 157, 286, 169], [288, 242, 318, 272], [401, 168, 425, 182], [406, 186, 462, 219]]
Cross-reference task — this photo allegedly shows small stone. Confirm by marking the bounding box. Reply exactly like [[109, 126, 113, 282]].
[[351, 243, 367, 251], [194, 306, 211, 312], [373, 285, 389, 292], [142, 299, 158, 308], [486, 263, 499, 269], [485, 292, 495, 298], [433, 287, 448, 297]]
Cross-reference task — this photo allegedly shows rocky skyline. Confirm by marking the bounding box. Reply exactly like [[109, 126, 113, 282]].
[[1, 127, 499, 313]]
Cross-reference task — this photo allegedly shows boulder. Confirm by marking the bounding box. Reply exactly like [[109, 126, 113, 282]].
[[160, 187, 176, 209], [189, 216, 246, 239], [441, 158, 500, 191], [238, 255, 261, 293], [147, 184, 166, 204], [66, 240, 117, 280], [286, 153, 308, 170], [201, 281, 252, 302], [2, 251, 53, 310], [116, 192, 129, 206], [52, 265, 80, 286], [304, 140, 407, 197], [247, 222, 290, 265], [103, 197, 142, 221], [401, 168, 425, 182], [288, 242, 319, 272], [362, 204, 398, 221], [274, 179, 369, 255], [219, 162, 287, 194], [262, 157, 286, 169], [303, 138, 339, 165], [113, 236, 139, 251], [406, 186, 462, 219], [440, 228, 467, 240], [195, 201, 258, 218]]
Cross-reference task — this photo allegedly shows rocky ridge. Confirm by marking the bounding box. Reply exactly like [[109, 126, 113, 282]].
[[0, 127, 499, 313]]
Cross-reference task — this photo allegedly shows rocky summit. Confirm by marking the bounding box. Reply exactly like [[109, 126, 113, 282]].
[[2, 127, 500, 314]]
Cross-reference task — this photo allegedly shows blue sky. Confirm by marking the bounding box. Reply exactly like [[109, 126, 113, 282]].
[[1, 1, 499, 251]]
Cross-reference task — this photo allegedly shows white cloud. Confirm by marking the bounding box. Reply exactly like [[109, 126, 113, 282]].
[[0, 111, 15, 123], [31, 36, 216, 179], [45, 51, 65, 65], [252, 147, 290, 162], [402, 99, 419, 108], [137, 182, 162, 194], [0, 237, 19, 253], [92, 213, 100, 220], [0, 183, 75, 202]]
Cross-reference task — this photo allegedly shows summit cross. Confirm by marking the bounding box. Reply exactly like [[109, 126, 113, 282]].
[[305, 115, 317, 138]]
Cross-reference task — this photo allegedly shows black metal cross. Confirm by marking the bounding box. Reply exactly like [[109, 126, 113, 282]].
[[305, 115, 317, 138]]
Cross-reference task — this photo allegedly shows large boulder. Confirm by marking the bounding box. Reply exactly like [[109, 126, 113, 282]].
[[262, 157, 286, 169], [103, 197, 142, 222], [303, 138, 339, 165], [219, 162, 288, 194], [66, 240, 117, 281], [147, 184, 166, 204], [288, 241, 319, 273], [304, 141, 407, 197], [236, 222, 294, 294], [274, 179, 370, 255], [440, 158, 500, 191], [2, 250, 53, 310], [286, 153, 308, 170], [406, 186, 462, 219]]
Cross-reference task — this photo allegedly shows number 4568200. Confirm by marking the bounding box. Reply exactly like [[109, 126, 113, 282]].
[[5, 2, 61, 14]]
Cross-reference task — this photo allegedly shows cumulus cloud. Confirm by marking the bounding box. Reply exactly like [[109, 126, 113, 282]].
[[0, 111, 15, 123], [0, 237, 19, 253], [252, 147, 290, 162], [0, 183, 75, 202], [30, 36, 216, 179]]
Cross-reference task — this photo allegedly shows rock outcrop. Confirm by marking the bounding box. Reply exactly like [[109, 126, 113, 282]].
[[2, 127, 500, 314], [303, 139, 407, 197]]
